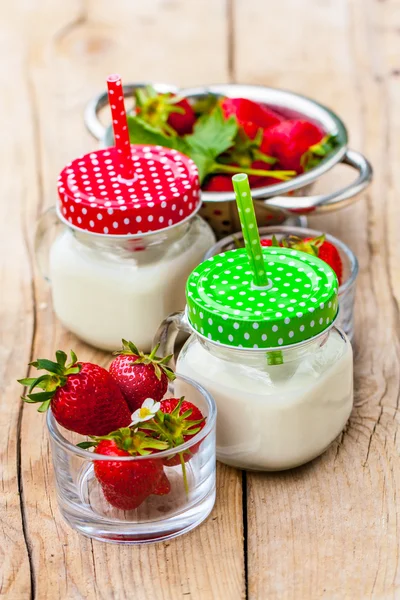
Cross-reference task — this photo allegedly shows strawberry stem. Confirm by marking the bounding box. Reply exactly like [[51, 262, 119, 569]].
[[18, 350, 81, 412], [116, 339, 176, 382], [214, 163, 296, 181], [179, 452, 189, 496]]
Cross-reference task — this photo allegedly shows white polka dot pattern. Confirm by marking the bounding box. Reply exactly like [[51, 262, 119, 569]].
[[106, 74, 133, 180], [186, 247, 339, 349], [57, 146, 200, 235]]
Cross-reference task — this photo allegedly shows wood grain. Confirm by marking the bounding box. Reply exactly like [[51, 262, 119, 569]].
[[10, 1, 245, 599], [0, 7, 36, 597], [234, 0, 400, 597]]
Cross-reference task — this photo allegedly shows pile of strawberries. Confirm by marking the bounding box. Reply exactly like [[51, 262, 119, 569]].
[[205, 98, 334, 191], [127, 87, 337, 192], [19, 341, 205, 511]]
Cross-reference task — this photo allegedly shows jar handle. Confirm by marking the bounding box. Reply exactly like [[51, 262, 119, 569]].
[[34, 207, 61, 283], [153, 311, 191, 369]]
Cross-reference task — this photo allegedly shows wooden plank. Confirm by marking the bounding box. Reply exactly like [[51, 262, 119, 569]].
[[18, 1, 245, 598], [0, 5, 43, 599], [234, 0, 400, 597]]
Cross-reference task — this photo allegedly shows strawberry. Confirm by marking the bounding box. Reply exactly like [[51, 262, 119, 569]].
[[133, 397, 205, 495], [167, 97, 196, 135], [248, 174, 289, 188], [18, 351, 131, 436], [260, 119, 334, 172], [155, 398, 206, 467], [203, 174, 234, 192], [260, 234, 343, 284], [221, 97, 283, 139], [306, 237, 343, 284], [152, 471, 171, 496], [79, 427, 170, 510], [94, 441, 164, 511], [109, 340, 175, 412], [260, 238, 278, 247], [135, 86, 196, 136]]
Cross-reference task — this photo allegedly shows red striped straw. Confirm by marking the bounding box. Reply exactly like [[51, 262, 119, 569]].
[[107, 74, 134, 180]]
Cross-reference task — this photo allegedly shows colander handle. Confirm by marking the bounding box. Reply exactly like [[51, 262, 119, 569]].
[[84, 83, 179, 142], [262, 149, 372, 214]]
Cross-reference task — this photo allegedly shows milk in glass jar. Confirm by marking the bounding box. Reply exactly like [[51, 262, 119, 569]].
[[155, 174, 353, 471], [36, 145, 215, 351]]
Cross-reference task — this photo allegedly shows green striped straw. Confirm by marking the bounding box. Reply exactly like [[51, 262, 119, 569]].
[[232, 173, 268, 287]]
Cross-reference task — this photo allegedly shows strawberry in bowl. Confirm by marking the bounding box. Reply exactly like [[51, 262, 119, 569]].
[[78, 427, 170, 511], [20, 347, 217, 543], [109, 340, 175, 412]]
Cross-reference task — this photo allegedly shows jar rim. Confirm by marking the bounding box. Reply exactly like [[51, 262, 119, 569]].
[[55, 202, 201, 240], [46, 374, 217, 461]]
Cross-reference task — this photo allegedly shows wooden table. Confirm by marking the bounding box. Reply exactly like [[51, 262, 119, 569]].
[[2, 1, 399, 598]]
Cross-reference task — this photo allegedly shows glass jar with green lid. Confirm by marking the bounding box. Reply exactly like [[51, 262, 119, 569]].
[[154, 174, 353, 471]]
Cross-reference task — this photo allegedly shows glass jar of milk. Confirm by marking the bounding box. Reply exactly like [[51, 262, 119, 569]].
[[155, 246, 353, 471], [36, 145, 215, 351]]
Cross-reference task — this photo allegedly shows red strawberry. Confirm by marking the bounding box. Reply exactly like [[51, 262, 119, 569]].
[[135, 87, 196, 136], [157, 398, 206, 467], [260, 238, 275, 247], [203, 174, 233, 192], [306, 237, 343, 284], [260, 119, 326, 172], [152, 471, 172, 496], [248, 175, 288, 188], [260, 234, 343, 284], [221, 97, 283, 139], [167, 97, 196, 135], [93, 438, 165, 510], [109, 341, 175, 412], [18, 351, 131, 436]]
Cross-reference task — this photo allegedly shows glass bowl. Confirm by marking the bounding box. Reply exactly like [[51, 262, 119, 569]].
[[47, 374, 217, 544], [204, 225, 358, 341]]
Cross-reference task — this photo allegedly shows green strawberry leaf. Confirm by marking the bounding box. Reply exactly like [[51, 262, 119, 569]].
[[220, 127, 276, 169], [37, 399, 52, 413], [127, 115, 189, 154], [302, 134, 339, 171], [180, 408, 193, 420], [22, 396, 42, 404], [26, 391, 54, 403], [127, 106, 238, 184], [56, 350, 67, 368], [29, 359, 64, 376], [76, 441, 96, 449], [185, 107, 238, 182], [153, 363, 162, 380], [18, 377, 38, 387], [192, 93, 219, 116], [187, 106, 238, 158]]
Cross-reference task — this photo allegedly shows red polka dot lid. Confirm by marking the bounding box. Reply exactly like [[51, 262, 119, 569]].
[[57, 145, 201, 236]]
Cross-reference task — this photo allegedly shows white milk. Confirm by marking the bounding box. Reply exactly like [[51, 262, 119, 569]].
[[176, 329, 353, 470], [49, 218, 215, 352]]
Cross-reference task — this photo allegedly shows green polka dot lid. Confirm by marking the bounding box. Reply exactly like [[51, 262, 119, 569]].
[[185, 174, 339, 349], [186, 247, 338, 348]]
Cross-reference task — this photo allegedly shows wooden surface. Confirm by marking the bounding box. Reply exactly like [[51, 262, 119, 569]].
[[1, 0, 399, 598]]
